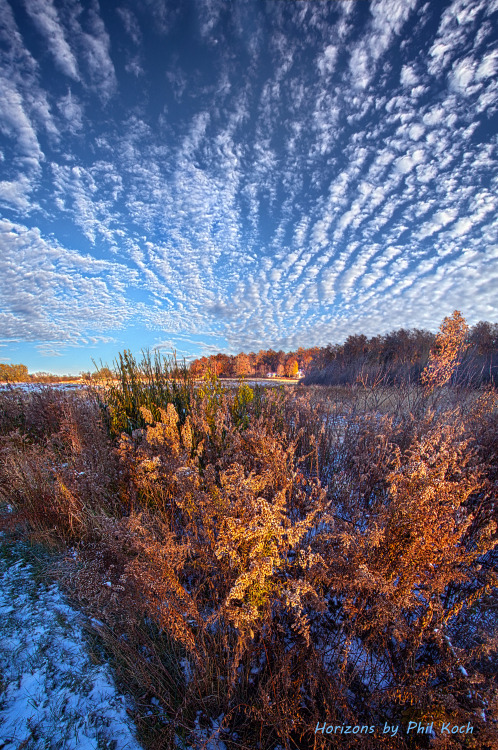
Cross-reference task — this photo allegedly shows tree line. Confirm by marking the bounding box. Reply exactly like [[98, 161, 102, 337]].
[[189, 319, 498, 386], [189, 347, 320, 379], [0, 364, 76, 383]]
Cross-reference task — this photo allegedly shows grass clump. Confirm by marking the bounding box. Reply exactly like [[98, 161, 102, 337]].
[[96, 349, 193, 438]]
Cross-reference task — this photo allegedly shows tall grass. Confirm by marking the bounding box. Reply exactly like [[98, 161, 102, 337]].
[[94, 349, 194, 437]]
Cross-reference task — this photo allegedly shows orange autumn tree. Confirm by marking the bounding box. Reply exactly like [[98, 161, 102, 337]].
[[421, 310, 469, 393]]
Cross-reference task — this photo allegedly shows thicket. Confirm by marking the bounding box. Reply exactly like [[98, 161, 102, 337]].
[[303, 319, 498, 388], [0, 314, 497, 749]]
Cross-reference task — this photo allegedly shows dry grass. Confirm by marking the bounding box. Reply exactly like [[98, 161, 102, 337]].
[[1, 330, 497, 749]]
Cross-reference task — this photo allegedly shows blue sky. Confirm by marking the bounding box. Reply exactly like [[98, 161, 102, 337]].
[[0, 0, 497, 374]]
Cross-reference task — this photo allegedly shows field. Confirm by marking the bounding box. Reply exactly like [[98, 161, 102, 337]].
[[0, 355, 497, 749]]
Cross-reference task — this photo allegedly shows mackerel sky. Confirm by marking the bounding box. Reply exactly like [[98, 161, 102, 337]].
[[0, 0, 497, 374]]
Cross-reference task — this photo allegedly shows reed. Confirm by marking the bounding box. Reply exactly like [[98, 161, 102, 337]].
[[93, 349, 194, 437]]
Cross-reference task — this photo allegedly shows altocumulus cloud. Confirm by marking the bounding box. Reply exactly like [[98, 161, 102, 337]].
[[0, 0, 496, 371], [0, 219, 139, 346]]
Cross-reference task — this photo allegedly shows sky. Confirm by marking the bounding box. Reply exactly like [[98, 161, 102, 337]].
[[0, 0, 497, 375]]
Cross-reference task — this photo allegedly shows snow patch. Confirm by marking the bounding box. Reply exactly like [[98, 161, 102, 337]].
[[0, 541, 143, 749]]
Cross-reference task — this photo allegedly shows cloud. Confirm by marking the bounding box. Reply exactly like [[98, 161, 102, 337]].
[[0, 0, 58, 147], [23, 0, 79, 80], [79, 5, 117, 100], [57, 89, 84, 132], [427, 0, 486, 77], [0, 219, 141, 344], [449, 56, 479, 95], [0, 0, 496, 368], [0, 78, 43, 167], [0, 0, 38, 80], [0, 175, 33, 210], [400, 64, 418, 87], [475, 49, 498, 80], [116, 7, 142, 46], [349, 0, 418, 89], [417, 208, 458, 239], [125, 57, 144, 77], [317, 44, 337, 75], [134, 0, 181, 36], [195, 0, 224, 40], [207, 301, 238, 319]]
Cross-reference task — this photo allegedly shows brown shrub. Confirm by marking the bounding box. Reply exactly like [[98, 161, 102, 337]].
[[0, 390, 122, 541], [0, 441, 86, 541]]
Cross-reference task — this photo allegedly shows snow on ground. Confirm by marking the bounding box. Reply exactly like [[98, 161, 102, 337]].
[[0, 537, 143, 750], [182, 714, 228, 750], [0, 383, 86, 392]]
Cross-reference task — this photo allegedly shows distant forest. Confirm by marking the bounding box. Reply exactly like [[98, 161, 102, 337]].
[[0, 364, 76, 383], [189, 320, 498, 386]]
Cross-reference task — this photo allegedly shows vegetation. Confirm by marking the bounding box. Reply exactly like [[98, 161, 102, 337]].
[[0, 363, 28, 381], [0, 313, 497, 749], [189, 318, 498, 388], [0, 363, 81, 383]]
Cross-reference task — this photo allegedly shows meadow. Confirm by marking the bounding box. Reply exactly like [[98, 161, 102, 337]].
[[0, 324, 497, 749]]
